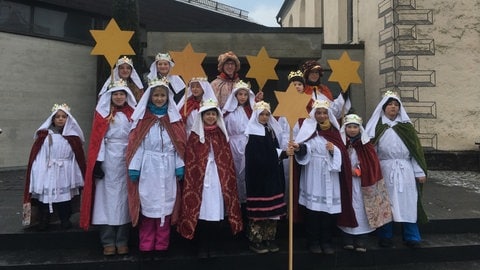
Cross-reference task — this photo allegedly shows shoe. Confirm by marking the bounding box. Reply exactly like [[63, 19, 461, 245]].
[[249, 242, 269, 254], [264, 240, 279, 252], [60, 220, 72, 230], [378, 238, 394, 248], [354, 240, 367, 252], [103, 246, 116, 256], [308, 243, 323, 254], [405, 240, 421, 249], [117, 246, 129, 255], [321, 243, 335, 255]]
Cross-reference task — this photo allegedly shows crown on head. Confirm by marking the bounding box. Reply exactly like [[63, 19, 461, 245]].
[[148, 77, 170, 88], [108, 79, 128, 90], [51, 103, 70, 113], [189, 77, 208, 83], [343, 114, 363, 125], [117, 56, 133, 66], [312, 99, 330, 110], [288, 70, 304, 81], [201, 98, 218, 108], [155, 52, 172, 62], [383, 90, 399, 98], [234, 80, 251, 90], [254, 101, 271, 112]]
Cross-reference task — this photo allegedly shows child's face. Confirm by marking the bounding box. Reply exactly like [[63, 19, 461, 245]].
[[308, 70, 320, 82], [53, 110, 68, 127], [111, 90, 127, 107], [236, 89, 249, 105], [202, 109, 218, 126], [384, 100, 400, 120], [314, 108, 329, 124], [258, 109, 270, 125], [117, 63, 132, 80], [156, 60, 170, 76], [190, 82, 204, 98], [345, 124, 360, 138], [151, 87, 168, 107], [292, 81, 304, 93]]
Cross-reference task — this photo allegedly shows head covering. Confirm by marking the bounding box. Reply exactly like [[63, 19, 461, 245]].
[[36, 103, 84, 142], [99, 56, 143, 96], [301, 59, 324, 81], [96, 79, 137, 118], [288, 70, 305, 85], [364, 90, 411, 138], [294, 99, 339, 144], [222, 80, 255, 113], [176, 77, 217, 110], [131, 77, 181, 130], [190, 98, 228, 143], [217, 51, 240, 72], [146, 52, 186, 93], [244, 101, 282, 137], [340, 114, 370, 145]]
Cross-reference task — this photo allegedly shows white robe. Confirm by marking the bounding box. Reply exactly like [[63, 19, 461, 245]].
[[30, 131, 83, 208], [92, 112, 131, 226], [129, 116, 184, 224], [375, 117, 424, 223], [224, 106, 249, 203], [295, 134, 342, 214], [199, 146, 225, 221], [338, 147, 374, 235]]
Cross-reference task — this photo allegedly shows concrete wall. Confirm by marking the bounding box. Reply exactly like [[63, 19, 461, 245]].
[[0, 32, 97, 169]]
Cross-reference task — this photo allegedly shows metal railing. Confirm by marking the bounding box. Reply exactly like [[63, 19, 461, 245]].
[[176, 0, 249, 19]]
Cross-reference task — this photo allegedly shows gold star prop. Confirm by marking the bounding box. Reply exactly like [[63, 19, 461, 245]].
[[246, 47, 279, 90], [169, 43, 207, 81], [327, 51, 362, 92], [90, 18, 135, 68], [273, 83, 312, 128]]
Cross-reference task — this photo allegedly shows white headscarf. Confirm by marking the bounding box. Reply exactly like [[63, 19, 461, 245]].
[[131, 78, 181, 130], [95, 79, 137, 118], [364, 91, 411, 139], [176, 77, 217, 110], [340, 114, 370, 145], [222, 83, 255, 114], [244, 101, 282, 138], [190, 99, 228, 143], [294, 99, 339, 144], [147, 53, 186, 94], [36, 103, 84, 142], [98, 56, 143, 96]]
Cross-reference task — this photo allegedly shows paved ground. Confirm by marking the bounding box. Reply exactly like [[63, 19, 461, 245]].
[[1, 169, 480, 234]]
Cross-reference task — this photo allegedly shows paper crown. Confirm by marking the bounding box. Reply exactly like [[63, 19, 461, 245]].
[[51, 103, 70, 113], [383, 90, 399, 98], [254, 101, 271, 112], [312, 99, 330, 109], [117, 56, 133, 66], [148, 77, 170, 88], [155, 52, 172, 62], [108, 79, 128, 90], [288, 70, 304, 81], [234, 80, 251, 90], [189, 77, 208, 83], [201, 98, 218, 108], [343, 114, 363, 125]]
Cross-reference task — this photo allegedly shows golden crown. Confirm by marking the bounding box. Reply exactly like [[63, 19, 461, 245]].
[[117, 56, 133, 66], [201, 98, 218, 108], [51, 103, 70, 113], [312, 99, 330, 109], [383, 90, 399, 98], [343, 114, 363, 125], [108, 79, 128, 90], [148, 77, 170, 88], [234, 80, 251, 90], [155, 52, 172, 62], [288, 70, 304, 81], [189, 77, 208, 83], [254, 101, 271, 112]]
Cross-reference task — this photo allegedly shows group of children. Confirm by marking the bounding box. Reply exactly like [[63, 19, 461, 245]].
[[23, 51, 427, 258]]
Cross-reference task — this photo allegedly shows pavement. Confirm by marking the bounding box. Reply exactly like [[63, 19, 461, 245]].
[[1, 168, 480, 234]]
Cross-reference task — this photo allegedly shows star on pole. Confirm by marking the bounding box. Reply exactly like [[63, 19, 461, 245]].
[[169, 43, 207, 81], [273, 83, 312, 128], [90, 18, 135, 68], [327, 51, 362, 92], [246, 47, 279, 90]]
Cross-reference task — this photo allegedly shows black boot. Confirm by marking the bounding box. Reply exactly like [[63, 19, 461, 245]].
[[37, 203, 50, 231], [54, 201, 72, 229]]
